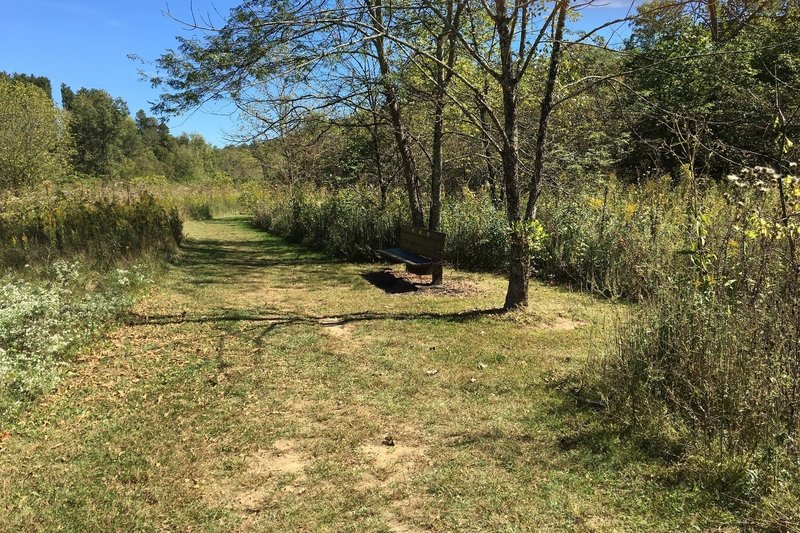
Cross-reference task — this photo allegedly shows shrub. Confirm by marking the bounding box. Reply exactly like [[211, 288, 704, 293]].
[[0, 184, 182, 268], [246, 186, 516, 269], [0, 78, 71, 189], [534, 177, 692, 299], [594, 166, 800, 525], [0, 261, 151, 424], [246, 180, 693, 293], [246, 186, 406, 261]]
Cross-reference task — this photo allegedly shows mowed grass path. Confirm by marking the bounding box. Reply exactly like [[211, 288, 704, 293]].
[[1, 217, 735, 531]]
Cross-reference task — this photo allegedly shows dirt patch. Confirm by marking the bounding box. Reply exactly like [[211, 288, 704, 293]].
[[357, 439, 430, 485], [319, 318, 353, 338], [362, 269, 480, 297], [382, 511, 428, 533], [246, 440, 307, 478], [542, 315, 587, 331], [206, 438, 310, 513], [382, 494, 435, 533]]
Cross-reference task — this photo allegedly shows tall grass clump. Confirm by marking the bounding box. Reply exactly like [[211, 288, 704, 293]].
[[167, 181, 242, 220], [245, 181, 692, 292], [246, 186, 515, 269], [440, 190, 509, 271], [595, 166, 800, 527], [129, 175, 243, 221], [0, 183, 182, 268], [534, 177, 690, 299], [246, 186, 407, 260]]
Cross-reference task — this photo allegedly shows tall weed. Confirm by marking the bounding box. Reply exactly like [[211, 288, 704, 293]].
[[594, 166, 800, 526], [0, 183, 182, 268]]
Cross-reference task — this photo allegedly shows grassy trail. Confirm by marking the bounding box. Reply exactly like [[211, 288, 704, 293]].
[[1, 217, 734, 531]]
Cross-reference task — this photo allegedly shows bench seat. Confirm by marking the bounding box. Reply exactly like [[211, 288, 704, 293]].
[[379, 247, 436, 267]]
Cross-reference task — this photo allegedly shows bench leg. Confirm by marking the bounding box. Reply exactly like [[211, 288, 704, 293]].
[[431, 264, 443, 285]]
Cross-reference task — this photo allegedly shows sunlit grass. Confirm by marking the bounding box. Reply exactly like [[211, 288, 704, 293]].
[[0, 216, 739, 531]]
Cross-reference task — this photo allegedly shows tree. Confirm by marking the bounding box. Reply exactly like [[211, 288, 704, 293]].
[[152, 0, 434, 225], [619, 1, 800, 179], [60, 83, 76, 110], [151, 0, 658, 310], [65, 87, 129, 177], [135, 110, 175, 164], [0, 78, 71, 189], [414, 0, 569, 308], [0, 72, 53, 101], [167, 133, 217, 181]]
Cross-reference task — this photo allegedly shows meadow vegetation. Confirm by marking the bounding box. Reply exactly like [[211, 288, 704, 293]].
[[2, 0, 800, 529]]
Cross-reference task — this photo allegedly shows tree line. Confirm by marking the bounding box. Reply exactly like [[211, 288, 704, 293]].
[[0, 71, 271, 189]]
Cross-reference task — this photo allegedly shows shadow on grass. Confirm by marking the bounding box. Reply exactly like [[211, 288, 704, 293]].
[[125, 307, 505, 330], [176, 224, 345, 286], [361, 270, 420, 294]]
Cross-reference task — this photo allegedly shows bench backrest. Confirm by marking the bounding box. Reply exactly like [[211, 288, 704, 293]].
[[399, 225, 446, 261]]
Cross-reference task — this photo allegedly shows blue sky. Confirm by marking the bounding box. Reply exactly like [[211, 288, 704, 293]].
[[2, 0, 242, 145], [1, 0, 637, 147]]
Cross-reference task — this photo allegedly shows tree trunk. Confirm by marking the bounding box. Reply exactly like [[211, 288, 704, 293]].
[[368, 0, 425, 227], [500, 78, 528, 309], [429, 94, 445, 231], [505, 230, 530, 309], [430, 3, 460, 232], [707, 0, 720, 42], [370, 123, 388, 210], [495, 3, 528, 310], [477, 83, 502, 208], [526, 0, 568, 221]]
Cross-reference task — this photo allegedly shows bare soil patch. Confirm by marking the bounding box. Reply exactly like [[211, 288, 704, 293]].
[[206, 438, 310, 513], [357, 436, 430, 486], [362, 268, 480, 297], [543, 315, 588, 331], [319, 317, 353, 338]]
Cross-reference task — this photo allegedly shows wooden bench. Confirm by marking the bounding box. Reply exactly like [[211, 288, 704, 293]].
[[379, 225, 446, 285]]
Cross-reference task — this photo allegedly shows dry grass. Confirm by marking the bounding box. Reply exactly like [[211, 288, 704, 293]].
[[0, 216, 739, 531]]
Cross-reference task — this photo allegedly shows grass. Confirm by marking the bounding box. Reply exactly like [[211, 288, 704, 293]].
[[0, 216, 741, 531]]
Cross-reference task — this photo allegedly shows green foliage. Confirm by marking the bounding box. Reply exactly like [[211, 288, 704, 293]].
[[0, 78, 71, 189], [535, 177, 687, 299], [167, 133, 218, 181], [0, 184, 182, 268], [65, 87, 130, 177], [592, 164, 800, 527], [0, 261, 151, 424], [246, 186, 518, 268], [621, 4, 800, 178], [440, 190, 510, 270], [246, 187, 406, 260], [0, 71, 53, 101]]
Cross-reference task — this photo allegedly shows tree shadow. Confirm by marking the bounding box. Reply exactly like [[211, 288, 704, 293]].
[[175, 230, 343, 287], [124, 306, 505, 334], [361, 269, 420, 294]]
